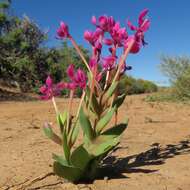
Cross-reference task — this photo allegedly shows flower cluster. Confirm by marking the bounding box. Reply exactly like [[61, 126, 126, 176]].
[[40, 9, 150, 99], [39, 76, 65, 100], [66, 64, 87, 90], [40, 66, 87, 100]]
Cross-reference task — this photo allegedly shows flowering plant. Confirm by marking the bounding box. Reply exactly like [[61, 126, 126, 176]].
[[40, 9, 150, 182]]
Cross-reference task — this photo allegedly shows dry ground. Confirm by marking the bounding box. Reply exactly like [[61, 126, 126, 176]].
[[0, 94, 190, 190]]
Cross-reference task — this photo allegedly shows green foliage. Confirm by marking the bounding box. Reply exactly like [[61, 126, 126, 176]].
[[0, 1, 90, 93], [118, 75, 157, 95], [159, 55, 190, 100], [79, 107, 95, 141], [44, 75, 129, 182], [96, 106, 116, 134]]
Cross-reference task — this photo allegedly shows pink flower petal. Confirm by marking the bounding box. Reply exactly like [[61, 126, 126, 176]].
[[46, 76, 53, 88], [39, 85, 47, 94], [57, 21, 70, 38], [127, 20, 138, 31], [138, 9, 149, 26], [67, 64, 75, 80], [140, 19, 150, 32], [91, 16, 97, 25]]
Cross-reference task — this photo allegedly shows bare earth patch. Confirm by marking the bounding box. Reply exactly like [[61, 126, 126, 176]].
[[0, 94, 190, 190]]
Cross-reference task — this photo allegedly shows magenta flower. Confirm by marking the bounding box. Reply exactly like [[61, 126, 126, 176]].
[[84, 29, 102, 46], [93, 15, 115, 32], [39, 76, 66, 100], [89, 58, 97, 69], [66, 64, 87, 90], [127, 9, 150, 33], [126, 9, 150, 53], [124, 35, 141, 54], [84, 30, 94, 43], [57, 21, 70, 38], [84, 28, 103, 56], [67, 64, 75, 80], [96, 72, 102, 82], [91, 16, 97, 25], [75, 69, 87, 89], [102, 56, 117, 71], [110, 22, 128, 47]]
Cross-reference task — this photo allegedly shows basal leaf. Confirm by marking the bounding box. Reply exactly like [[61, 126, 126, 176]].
[[53, 161, 82, 182], [105, 81, 118, 98], [52, 153, 70, 167], [79, 107, 94, 141], [69, 121, 80, 146], [102, 122, 128, 138], [71, 145, 93, 170], [43, 123, 62, 145], [96, 106, 116, 134], [62, 130, 70, 163], [57, 111, 67, 132], [113, 93, 126, 108]]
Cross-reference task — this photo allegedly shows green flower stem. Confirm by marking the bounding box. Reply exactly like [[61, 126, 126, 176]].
[[67, 90, 74, 134], [109, 40, 135, 110], [70, 37, 92, 77], [52, 96, 59, 115], [76, 90, 86, 119], [88, 64, 98, 114], [112, 39, 135, 84], [114, 109, 118, 126], [104, 70, 110, 90]]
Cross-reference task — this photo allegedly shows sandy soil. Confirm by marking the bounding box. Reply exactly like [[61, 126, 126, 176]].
[[0, 94, 190, 190]]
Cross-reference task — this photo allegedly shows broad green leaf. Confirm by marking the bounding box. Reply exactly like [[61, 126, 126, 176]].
[[87, 72, 92, 83], [86, 120, 128, 156], [53, 161, 82, 182], [69, 121, 80, 146], [91, 93, 101, 115], [85, 137, 119, 157], [86, 87, 101, 115], [43, 123, 53, 139], [79, 107, 94, 141], [71, 145, 93, 170], [96, 106, 116, 133], [102, 122, 128, 138], [52, 153, 70, 167], [105, 81, 118, 98], [43, 123, 62, 145], [94, 138, 119, 156], [62, 130, 70, 163], [113, 94, 126, 108], [56, 111, 67, 132]]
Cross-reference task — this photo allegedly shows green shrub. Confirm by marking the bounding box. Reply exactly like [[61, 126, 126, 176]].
[[160, 55, 190, 100], [118, 75, 157, 95]]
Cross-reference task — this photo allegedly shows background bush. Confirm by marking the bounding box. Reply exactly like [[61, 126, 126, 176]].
[[160, 55, 190, 100], [118, 76, 158, 95]]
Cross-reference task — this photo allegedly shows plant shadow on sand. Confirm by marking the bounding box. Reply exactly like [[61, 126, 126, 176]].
[[91, 136, 190, 181]]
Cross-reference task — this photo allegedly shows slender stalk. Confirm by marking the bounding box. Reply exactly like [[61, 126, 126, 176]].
[[109, 40, 135, 109], [76, 90, 85, 119], [51, 96, 59, 115], [114, 110, 118, 126], [88, 65, 97, 111], [67, 90, 74, 134], [104, 70, 110, 90], [70, 37, 92, 76], [112, 40, 135, 83]]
